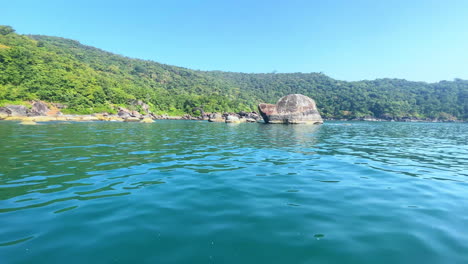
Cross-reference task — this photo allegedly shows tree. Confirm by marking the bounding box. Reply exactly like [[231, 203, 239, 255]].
[[0, 25, 15, 35]]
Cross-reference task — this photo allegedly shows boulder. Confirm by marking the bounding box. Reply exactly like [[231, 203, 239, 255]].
[[124, 117, 141, 122], [244, 112, 261, 121], [181, 114, 193, 120], [118, 111, 131, 119], [118, 107, 132, 118], [108, 115, 124, 122], [225, 115, 241, 123], [30, 101, 49, 116], [130, 110, 141, 118], [6, 105, 28, 116], [0, 107, 12, 118], [154, 114, 169, 120], [258, 94, 323, 124], [130, 100, 151, 114], [208, 113, 224, 122], [0, 111, 9, 120], [199, 113, 210, 120], [140, 118, 154, 123]]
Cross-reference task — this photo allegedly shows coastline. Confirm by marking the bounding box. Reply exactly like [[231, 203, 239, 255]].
[[0, 112, 262, 124], [323, 117, 465, 123], [0, 100, 464, 124], [0, 114, 464, 124]]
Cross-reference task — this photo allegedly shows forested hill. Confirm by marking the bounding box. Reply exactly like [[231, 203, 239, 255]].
[[0, 25, 466, 120], [206, 72, 467, 120]]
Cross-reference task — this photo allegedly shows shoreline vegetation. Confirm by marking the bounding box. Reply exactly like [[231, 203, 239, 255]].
[[0, 25, 467, 122]]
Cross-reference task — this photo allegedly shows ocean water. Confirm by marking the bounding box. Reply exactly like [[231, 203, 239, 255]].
[[0, 120, 467, 264]]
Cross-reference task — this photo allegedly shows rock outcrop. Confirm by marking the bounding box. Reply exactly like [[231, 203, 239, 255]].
[[0, 107, 11, 119], [140, 118, 154, 123], [258, 94, 323, 124], [208, 113, 224, 122], [117, 106, 148, 119], [207, 112, 262, 123], [225, 115, 242, 123], [30, 101, 50, 116], [0, 101, 59, 118], [130, 100, 151, 114], [5, 105, 29, 116], [124, 117, 141, 122]]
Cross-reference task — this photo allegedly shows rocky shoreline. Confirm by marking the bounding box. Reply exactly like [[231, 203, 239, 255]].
[[0, 101, 463, 124], [324, 117, 464, 123], [0, 101, 264, 124]]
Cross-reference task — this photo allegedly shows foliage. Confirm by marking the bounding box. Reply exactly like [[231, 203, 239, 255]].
[[0, 99, 32, 108], [0, 26, 15, 36], [0, 26, 466, 120]]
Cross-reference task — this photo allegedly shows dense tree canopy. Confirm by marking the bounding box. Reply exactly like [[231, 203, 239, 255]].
[[0, 26, 466, 120]]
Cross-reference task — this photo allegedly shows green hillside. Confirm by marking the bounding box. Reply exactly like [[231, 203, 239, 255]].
[[0, 25, 466, 120], [207, 71, 467, 120]]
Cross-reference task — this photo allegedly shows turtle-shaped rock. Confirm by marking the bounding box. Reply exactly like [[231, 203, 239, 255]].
[[258, 94, 323, 124]]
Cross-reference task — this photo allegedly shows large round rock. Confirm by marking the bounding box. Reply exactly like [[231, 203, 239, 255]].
[[258, 94, 323, 124]]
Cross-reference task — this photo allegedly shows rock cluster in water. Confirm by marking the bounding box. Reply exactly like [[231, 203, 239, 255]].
[[258, 94, 323, 124], [208, 112, 260, 123]]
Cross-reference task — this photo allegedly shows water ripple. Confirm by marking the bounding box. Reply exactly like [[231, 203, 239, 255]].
[[0, 121, 467, 263]]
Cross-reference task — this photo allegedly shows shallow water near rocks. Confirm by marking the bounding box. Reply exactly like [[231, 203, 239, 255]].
[[0, 120, 467, 263]]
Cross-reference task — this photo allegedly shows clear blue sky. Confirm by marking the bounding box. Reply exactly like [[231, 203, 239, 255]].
[[2, 0, 468, 82]]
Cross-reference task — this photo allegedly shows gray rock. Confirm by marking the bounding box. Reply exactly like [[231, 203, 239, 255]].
[[200, 113, 210, 120], [208, 113, 224, 122], [258, 94, 323, 124], [238, 111, 247, 117], [181, 114, 194, 120], [118, 111, 131, 119], [124, 117, 141, 122], [118, 107, 132, 118], [30, 101, 50, 116], [130, 100, 151, 114], [130, 110, 141, 118], [6, 105, 29, 116], [0, 107, 12, 116], [244, 112, 261, 120], [225, 115, 241, 123]]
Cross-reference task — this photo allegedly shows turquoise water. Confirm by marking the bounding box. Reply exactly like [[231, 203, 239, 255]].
[[0, 120, 467, 263]]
